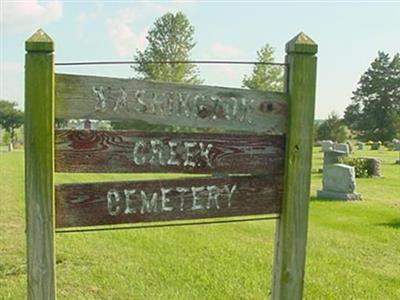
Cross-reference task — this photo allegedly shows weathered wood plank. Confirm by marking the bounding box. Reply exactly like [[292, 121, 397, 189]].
[[55, 73, 288, 134], [272, 32, 318, 300], [25, 29, 56, 300], [55, 130, 285, 174], [55, 175, 283, 228]]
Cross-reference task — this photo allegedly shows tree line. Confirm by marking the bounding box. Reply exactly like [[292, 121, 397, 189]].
[[132, 12, 284, 90]]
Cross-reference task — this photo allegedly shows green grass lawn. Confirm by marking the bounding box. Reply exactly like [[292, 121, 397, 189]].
[[1, 148, 399, 299]]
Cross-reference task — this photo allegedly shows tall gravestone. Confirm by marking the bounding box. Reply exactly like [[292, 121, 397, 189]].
[[317, 164, 361, 200], [323, 149, 348, 166], [323, 143, 349, 166], [321, 140, 333, 152]]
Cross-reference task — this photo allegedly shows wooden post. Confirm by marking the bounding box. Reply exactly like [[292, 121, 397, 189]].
[[25, 29, 56, 300], [271, 33, 317, 300]]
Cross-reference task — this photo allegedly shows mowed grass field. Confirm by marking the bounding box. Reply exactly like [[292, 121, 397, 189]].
[[1, 148, 399, 299]]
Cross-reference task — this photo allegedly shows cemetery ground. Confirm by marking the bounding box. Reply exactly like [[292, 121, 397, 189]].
[[1, 148, 399, 300]]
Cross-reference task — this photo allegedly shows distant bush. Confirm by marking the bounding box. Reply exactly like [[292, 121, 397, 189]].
[[338, 157, 375, 178], [316, 112, 351, 143]]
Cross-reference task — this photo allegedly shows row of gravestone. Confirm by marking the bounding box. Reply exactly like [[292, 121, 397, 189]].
[[318, 138, 396, 200], [321, 141, 381, 173], [318, 140, 360, 200], [321, 139, 400, 152], [320, 140, 351, 153]]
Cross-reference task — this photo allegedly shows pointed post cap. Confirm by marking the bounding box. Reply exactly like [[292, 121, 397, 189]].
[[286, 32, 317, 55], [26, 29, 54, 52]]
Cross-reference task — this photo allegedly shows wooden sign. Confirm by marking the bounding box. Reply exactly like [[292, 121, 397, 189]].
[[55, 175, 282, 228], [55, 73, 288, 134], [25, 29, 317, 300], [55, 130, 285, 174]]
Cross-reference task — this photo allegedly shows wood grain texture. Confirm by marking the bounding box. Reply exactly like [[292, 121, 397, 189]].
[[25, 29, 56, 300], [55, 175, 283, 228], [272, 32, 318, 300], [55, 73, 288, 134], [55, 130, 285, 174]]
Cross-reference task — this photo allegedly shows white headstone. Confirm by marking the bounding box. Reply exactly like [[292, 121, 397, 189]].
[[334, 143, 349, 154], [317, 164, 361, 200]]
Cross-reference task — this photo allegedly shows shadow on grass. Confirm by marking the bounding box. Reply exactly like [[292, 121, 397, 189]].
[[376, 219, 400, 229]]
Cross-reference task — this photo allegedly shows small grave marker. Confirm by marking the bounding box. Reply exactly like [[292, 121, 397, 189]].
[[334, 143, 350, 154], [357, 142, 365, 150]]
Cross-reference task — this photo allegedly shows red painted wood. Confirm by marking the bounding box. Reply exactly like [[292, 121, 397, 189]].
[[55, 130, 285, 174], [55, 175, 282, 228]]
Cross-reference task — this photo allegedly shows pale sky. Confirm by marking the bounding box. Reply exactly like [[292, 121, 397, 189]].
[[1, 0, 399, 118]]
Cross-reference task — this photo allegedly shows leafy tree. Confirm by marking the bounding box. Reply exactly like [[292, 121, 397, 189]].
[[335, 124, 351, 143], [113, 12, 202, 131], [317, 112, 350, 143], [242, 44, 284, 92], [0, 100, 24, 150], [133, 11, 202, 84], [344, 51, 400, 141], [313, 120, 324, 142], [2, 131, 11, 145]]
